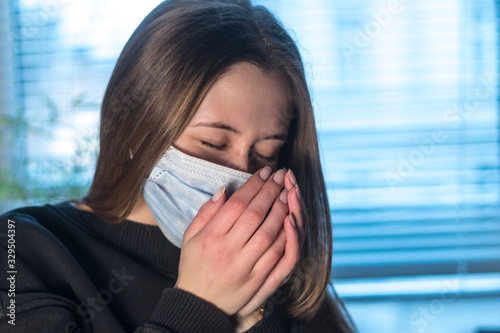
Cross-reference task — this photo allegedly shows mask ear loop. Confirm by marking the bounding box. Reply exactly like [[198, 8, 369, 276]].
[[129, 148, 134, 160]]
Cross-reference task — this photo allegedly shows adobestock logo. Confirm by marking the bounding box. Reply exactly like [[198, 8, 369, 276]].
[[385, 73, 496, 190], [340, 0, 404, 63], [58, 266, 136, 333]]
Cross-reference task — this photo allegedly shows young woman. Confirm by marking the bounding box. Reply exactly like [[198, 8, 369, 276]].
[[0, 0, 356, 332]]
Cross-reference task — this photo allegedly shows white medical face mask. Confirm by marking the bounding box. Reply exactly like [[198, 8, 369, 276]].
[[142, 146, 252, 248]]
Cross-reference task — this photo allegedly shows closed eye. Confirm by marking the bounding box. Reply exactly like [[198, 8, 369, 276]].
[[201, 140, 278, 161], [254, 152, 278, 162], [200, 141, 227, 151]]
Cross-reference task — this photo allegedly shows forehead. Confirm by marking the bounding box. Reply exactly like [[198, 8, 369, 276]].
[[190, 62, 293, 133]]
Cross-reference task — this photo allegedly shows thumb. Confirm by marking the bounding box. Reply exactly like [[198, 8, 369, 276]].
[[182, 185, 226, 245]]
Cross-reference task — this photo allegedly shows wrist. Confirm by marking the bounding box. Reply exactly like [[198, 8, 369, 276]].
[[231, 307, 265, 333]]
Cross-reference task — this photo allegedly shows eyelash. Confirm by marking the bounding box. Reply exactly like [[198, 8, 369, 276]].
[[201, 141, 226, 151], [258, 154, 278, 162], [200, 141, 277, 161]]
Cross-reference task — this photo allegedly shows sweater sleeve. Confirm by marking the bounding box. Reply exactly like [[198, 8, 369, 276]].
[[136, 288, 234, 333], [0, 289, 234, 333], [0, 211, 236, 333]]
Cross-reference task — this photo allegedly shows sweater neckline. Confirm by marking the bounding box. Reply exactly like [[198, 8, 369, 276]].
[[47, 200, 181, 277]]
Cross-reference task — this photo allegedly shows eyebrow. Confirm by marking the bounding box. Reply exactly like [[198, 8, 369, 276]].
[[194, 121, 239, 134], [193, 121, 287, 141]]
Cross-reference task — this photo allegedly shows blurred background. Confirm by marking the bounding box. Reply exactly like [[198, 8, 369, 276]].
[[0, 0, 499, 332]]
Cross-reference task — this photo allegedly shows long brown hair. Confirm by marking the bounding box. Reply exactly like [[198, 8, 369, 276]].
[[83, 0, 356, 331]]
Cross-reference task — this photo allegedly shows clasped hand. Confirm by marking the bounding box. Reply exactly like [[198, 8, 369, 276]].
[[174, 166, 307, 326]]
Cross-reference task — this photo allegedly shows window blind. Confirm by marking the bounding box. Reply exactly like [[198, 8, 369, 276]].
[[4, 0, 164, 203], [1, 0, 499, 284], [258, 0, 500, 280], [0, 0, 25, 212]]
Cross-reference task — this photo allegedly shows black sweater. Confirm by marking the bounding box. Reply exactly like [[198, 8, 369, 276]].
[[0, 201, 304, 332]]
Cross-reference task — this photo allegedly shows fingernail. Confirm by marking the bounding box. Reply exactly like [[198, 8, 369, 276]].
[[279, 190, 288, 204], [295, 184, 301, 201], [290, 214, 296, 228], [260, 166, 272, 180], [288, 169, 297, 186], [212, 185, 225, 202], [273, 169, 285, 185]]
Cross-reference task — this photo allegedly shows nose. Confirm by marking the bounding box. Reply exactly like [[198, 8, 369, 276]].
[[227, 152, 253, 174], [225, 147, 265, 174]]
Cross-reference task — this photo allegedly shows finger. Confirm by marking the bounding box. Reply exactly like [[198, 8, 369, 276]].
[[260, 215, 300, 290], [182, 185, 226, 245], [241, 189, 288, 259], [284, 168, 294, 191], [284, 168, 298, 192], [205, 166, 272, 235], [224, 227, 286, 316], [285, 169, 306, 243], [239, 215, 300, 316], [250, 225, 286, 283], [288, 185, 306, 246], [227, 169, 286, 245], [274, 214, 301, 279]]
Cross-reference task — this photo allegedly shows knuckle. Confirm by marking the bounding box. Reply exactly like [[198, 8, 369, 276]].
[[200, 232, 218, 248], [268, 247, 284, 263], [236, 265, 252, 281], [192, 207, 205, 220], [200, 236, 213, 251], [243, 208, 263, 224], [227, 196, 245, 212], [276, 229, 287, 244], [255, 230, 274, 247], [194, 211, 207, 225]]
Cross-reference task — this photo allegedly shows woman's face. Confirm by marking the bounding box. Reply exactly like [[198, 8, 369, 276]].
[[173, 62, 293, 174]]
